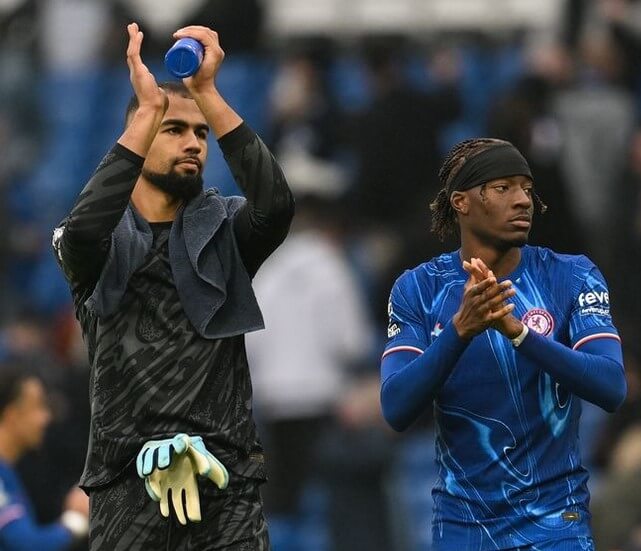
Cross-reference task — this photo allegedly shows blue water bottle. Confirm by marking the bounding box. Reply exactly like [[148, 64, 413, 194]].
[[165, 38, 204, 78]]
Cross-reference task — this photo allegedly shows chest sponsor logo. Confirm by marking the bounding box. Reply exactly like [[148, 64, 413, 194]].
[[522, 308, 554, 336], [577, 290, 610, 316]]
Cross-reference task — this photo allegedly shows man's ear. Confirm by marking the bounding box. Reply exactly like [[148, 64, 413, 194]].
[[450, 191, 468, 215]]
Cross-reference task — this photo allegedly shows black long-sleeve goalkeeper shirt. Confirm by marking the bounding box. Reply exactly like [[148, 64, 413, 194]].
[[53, 123, 294, 488]]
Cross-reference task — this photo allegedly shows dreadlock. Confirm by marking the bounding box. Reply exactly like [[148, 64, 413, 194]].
[[429, 138, 547, 241]]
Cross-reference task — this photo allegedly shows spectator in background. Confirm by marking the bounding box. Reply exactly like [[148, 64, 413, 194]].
[[487, 40, 585, 255], [106, 0, 264, 62], [0, 0, 44, 320], [349, 36, 460, 230], [589, 343, 641, 551], [592, 343, 641, 472], [563, 0, 641, 93], [605, 127, 641, 322], [246, 156, 384, 549], [599, 0, 641, 92], [269, 37, 343, 163], [16, 310, 90, 527], [0, 312, 89, 525], [0, 364, 89, 550], [0, 0, 42, 168], [0, 312, 51, 368], [39, 0, 110, 74], [591, 427, 641, 550], [347, 35, 461, 328], [557, 0, 637, 271], [557, 32, 634, 271], [318, 376, 395, 551]]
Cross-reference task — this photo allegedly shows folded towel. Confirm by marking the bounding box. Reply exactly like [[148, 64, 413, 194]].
[[86, 188, 264, 339]]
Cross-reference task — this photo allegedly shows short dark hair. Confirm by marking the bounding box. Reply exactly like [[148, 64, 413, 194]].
[[124, 81, 193, 127], [0, 364, 35, 417], [429, 138, 547, 241]]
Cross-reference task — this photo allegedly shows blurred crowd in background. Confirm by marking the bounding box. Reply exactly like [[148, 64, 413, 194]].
[[1, 0, 641, 550]]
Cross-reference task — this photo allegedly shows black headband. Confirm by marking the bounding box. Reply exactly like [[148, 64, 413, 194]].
[[447, 143, 533, 196]]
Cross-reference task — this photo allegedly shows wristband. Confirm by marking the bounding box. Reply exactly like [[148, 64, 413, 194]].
[[61, 510, 89, 538], [511, 324, 529, 347]]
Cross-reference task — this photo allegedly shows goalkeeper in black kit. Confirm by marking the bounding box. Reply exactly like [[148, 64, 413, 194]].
[[52, 23, 294, 551]]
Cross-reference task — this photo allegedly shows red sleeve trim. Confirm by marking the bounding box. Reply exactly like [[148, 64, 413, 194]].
[[573, 333, 621, 350], [382, 345, 423, 359]]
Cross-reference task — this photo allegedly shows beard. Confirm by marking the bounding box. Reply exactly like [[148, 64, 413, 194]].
[[142, 167, 204, 202]]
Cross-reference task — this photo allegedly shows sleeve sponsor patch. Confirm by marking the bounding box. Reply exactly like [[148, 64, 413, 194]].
[[387, 299, 401, 337], [577, 290, 610, 316], [388, 322, 401, 338]]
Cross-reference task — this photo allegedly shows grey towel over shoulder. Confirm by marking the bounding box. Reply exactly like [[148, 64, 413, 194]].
[[85, 188, 264, 339]]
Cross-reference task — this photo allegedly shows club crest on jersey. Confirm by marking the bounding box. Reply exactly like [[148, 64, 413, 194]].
[[522, 308, 554, 336]]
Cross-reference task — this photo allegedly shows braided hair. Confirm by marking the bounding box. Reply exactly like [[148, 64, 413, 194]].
[[429, 138, 547, 241]]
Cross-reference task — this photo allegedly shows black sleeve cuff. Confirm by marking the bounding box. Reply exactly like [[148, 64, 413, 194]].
[[112, 143, 145, 167], [217, 122, 256, 156]]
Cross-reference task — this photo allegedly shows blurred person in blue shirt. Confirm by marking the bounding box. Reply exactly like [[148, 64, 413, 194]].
[[0, 364, 88, 550]]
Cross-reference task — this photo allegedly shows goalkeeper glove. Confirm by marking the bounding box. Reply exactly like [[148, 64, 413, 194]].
[[136, 434, 229, 524]]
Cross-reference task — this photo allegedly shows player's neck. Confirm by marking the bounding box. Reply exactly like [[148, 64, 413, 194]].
[[131, 180, 182, 222], [0, 429, 22, 464], [459, 243, 522, 278]]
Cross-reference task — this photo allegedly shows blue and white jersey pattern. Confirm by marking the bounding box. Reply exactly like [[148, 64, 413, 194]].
[[0, 461, 29, 536], [384, 246, 619, 550]]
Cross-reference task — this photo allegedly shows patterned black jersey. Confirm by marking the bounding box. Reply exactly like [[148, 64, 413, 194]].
[[53, 124, 294, 488]]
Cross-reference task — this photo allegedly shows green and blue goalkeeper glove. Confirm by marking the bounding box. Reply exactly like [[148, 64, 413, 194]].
[[136, 434, 229, 524]]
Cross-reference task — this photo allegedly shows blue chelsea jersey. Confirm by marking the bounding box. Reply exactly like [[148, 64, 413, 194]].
[[0, 461, 30, 532], [384, 245, 619, 550]]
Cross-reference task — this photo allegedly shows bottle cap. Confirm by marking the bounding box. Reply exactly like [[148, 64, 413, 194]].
[[165, 38, 204, 78]]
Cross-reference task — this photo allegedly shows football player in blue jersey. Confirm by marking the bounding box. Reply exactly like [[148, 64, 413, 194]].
[[380, 138, 626, 550], [0, 365, 89, 549]]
